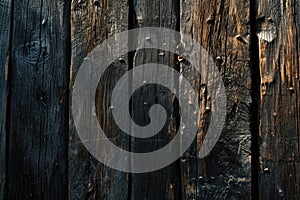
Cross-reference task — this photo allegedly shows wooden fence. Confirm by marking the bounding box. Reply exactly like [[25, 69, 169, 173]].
[[0, 0, 299, 199]]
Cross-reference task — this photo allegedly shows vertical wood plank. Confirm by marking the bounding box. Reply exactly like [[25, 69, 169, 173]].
[[69, 0, 129, 199], [257, 0, 300, 199], [180, 0, 252, 199], [130, 0, 182, 199], [7, 0, 70, 198], [0, 0, 11, 198]]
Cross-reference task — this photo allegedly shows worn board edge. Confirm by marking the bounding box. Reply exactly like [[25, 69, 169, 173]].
[[180, 0, 252, 199], [0, 0, 11, 199], [7, 0, 71, 198], [257, 0, 300, 199], [69, 0, 130, 199]]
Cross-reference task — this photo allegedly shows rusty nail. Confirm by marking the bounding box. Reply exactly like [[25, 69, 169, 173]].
[[178, 55, 183, 62], [159, 52, 165, 56], [268, 17, 274, 22], [42, 18, 47, 25], [264, 167, 270, 173], [216, 56, 223, 63], [235, 35, 248, 44], [119, 57, 125, 63], [288, 87, 294, 91], [206, 16, 214, 24]]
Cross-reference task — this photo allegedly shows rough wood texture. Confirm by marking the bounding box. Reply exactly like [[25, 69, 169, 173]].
[[0, 0, 299, 199], [130, 0, 182, 199], [7, 0, 70, 198], [0, 0, 11, 199], [257, 0, 300, 199], [180, 0, 252, 199], [69, 0, 129, 199]]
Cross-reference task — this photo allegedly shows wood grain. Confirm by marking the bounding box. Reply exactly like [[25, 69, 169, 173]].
[[69, 0, 129, 199], [0, 0, 11, 199], [0, 0, 298, 199], [257, 0, 300, 199], [130, 0, 182, 199], [180, 0, 252, 199], [7, 0, 70, 198]]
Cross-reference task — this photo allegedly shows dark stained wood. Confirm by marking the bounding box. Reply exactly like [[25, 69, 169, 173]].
[[180, 0, 252, 199], [7, 0, 70, 198], [0, 0, 299, 199], [69, 0, 129, 199], [130, 0, 182, 199], [257, 0, 300, 199], [0, 0, 11, 199]]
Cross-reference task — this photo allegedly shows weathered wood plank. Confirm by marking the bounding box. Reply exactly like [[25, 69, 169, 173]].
[[180, 0, 251, 199], [7, 0, 70, 198], [0, 0, 11, 199], [257, 0, 300, 199], [130, 0, 182, 199], [69, 0, 129, 199]]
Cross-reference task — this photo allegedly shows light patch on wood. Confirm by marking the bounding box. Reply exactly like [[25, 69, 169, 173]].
[[257, 30, 276, 42]]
